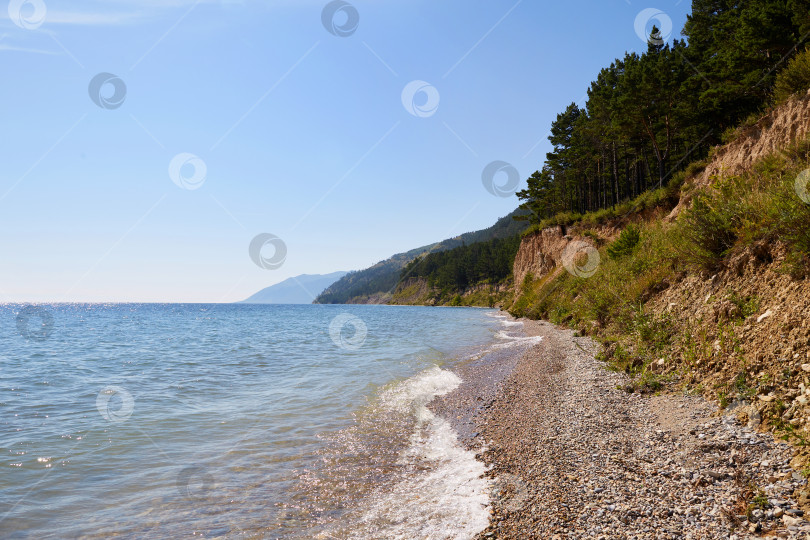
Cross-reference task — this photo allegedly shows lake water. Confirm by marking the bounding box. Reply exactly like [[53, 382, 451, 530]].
[[0, 303, 529, 539]]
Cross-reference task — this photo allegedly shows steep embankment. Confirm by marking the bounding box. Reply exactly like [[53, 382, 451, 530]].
[[697, 91, 810, 186], [671, 90, 810, 219], [512, 223, 622, 289], [508, 90, 810, 485]]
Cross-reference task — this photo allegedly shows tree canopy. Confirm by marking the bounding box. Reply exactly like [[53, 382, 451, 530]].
[[517, 0, 810, 223]]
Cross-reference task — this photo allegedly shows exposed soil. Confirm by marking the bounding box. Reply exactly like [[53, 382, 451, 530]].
[[645, 240, 810, 474]]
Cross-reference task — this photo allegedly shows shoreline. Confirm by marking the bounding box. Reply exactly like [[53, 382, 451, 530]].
[[432, 317, 810, 539]]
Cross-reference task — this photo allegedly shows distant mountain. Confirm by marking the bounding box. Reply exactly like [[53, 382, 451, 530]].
[[240, 272, 348, 304], [314, 209, 529, 304]]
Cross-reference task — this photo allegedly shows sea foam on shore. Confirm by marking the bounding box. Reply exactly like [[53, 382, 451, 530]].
[[349, 366, 491, 539], [291, 310, 536, 539]]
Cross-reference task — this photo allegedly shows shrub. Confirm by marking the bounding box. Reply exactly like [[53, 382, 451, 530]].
[[632, 309, 672, 352], [721, 126, 739, 144], [728, 292, 760, 320], [677, 192, 738, 270], [684, 159, 708, 179], [773, 47, 810, 105], [607, 224, 641, 259]]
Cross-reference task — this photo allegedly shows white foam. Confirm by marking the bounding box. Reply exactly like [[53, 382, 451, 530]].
[[381, 366, 461, 416], [489, 334, 544, 351], [501, 320, 523, 327], [356, 416, 490, 539], [494, 329, 512, 340], [352, 367, 491, 539]]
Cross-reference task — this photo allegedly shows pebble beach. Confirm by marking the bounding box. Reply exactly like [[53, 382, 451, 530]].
[[432, 318, 810, 539]]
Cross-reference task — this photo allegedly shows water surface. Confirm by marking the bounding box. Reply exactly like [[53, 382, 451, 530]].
[[1, 304, 519, 538]]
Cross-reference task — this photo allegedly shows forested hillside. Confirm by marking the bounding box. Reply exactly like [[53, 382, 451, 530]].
[[517, 0, 810, 226], [314, 210, 528, 304], [400, 236, 521, 294]]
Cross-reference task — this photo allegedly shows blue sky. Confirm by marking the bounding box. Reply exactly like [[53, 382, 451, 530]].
[[0, 0, 691, 302]]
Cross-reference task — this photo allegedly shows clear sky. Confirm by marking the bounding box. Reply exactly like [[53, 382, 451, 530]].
[[0, 0, 691, 303]]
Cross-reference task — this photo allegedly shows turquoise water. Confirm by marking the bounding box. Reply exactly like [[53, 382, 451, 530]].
[[0, 304, 516, 538]]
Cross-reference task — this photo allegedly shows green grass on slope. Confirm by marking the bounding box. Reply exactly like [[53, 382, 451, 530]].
[[509, 134, 810, 383]]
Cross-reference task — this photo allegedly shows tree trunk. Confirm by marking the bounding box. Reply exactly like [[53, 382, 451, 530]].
[[612, 141, 619, 208]]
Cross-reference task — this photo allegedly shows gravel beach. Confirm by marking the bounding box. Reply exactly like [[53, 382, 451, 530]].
[[432, 318, 810, 539]]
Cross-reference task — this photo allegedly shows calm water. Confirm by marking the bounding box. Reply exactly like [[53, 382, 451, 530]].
[[0, 304, 530, 539]]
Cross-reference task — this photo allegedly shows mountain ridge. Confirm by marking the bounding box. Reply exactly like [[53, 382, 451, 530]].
[[314, 210, 529, 304], [241, 271, 348, 304]]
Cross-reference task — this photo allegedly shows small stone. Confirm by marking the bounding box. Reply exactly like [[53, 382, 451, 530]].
[[784, 514, 802, 527], [757, 309, 774, 323], [802, 364, 810, 372]]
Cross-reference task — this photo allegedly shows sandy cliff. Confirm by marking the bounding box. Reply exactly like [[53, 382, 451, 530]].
[[512, 224, 622, 289], [697, 90, 810, 187]]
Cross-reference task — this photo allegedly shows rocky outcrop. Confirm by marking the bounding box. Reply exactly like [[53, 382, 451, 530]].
[[391, 277, 510, 307], [390, 278, 432, 305], [345, 293, 392, 304]]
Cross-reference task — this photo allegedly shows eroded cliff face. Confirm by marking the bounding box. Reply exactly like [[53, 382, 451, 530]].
[[390, 277, 510, 307], [512, 226, 569, 288], [509, 90, 810, 485], [698, 90, 810, 186], [515, 91, 810, 285], [669, 89, 810, 219], [512, 224, 620, 289]]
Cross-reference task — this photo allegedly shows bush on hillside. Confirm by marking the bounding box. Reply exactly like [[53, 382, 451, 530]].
[[678, 189, 739, 271], [773, 47, 810, 105], [607, 225, 641, 260]]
